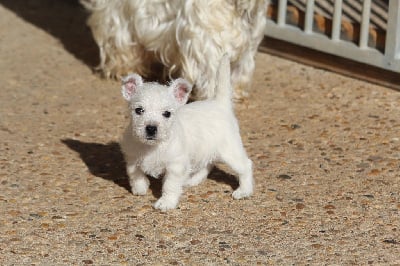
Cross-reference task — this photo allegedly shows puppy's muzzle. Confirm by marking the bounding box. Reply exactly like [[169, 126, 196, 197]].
[[145, 125, 158, 139]]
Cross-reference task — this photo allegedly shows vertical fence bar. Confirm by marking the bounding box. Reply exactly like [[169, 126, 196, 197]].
[[304, 0, 315, 34], [359, 0, 371, 49], [277, 0, 288, 26], [331, 0, 343, 41], [385, 0, 400, 62]]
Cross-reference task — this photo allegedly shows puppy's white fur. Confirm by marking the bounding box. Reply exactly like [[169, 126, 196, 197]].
[[120, 55, 253, 211], [81, 0, 269, 99]]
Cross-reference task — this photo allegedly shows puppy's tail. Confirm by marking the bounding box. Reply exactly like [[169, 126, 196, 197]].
[[214, 54, 233, 107]]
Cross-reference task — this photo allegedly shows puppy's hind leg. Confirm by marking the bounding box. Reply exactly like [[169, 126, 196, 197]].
[[231, 158, 253, 199], [220, 144, 254, 199]]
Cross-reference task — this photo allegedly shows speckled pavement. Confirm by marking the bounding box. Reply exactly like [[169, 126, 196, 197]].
[[0, 1, 399, 265]]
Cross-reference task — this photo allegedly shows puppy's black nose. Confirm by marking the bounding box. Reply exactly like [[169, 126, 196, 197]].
[[145, 125, 157, 137]]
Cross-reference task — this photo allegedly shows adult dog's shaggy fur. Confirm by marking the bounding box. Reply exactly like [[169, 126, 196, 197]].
[[81, 0, 268, 99]]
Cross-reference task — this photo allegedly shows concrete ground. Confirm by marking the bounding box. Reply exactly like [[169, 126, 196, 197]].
[[0, 1, 399, 265]]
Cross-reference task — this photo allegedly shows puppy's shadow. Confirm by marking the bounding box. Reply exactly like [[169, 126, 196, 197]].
[[62, 139, 132, 192], [62, 139, 164, 197], [208, 167, 239, 191], [0, 0, 98, 67], [62, 139, 238, 198]]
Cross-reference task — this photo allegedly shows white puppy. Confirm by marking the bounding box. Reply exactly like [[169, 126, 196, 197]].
[[120, 55, 253, 211], [81, 0, 269, 99]]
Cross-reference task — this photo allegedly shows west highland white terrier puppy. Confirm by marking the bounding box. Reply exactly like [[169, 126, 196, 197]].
[[81, 0, 269, 99], [120, 55, 253, 211]]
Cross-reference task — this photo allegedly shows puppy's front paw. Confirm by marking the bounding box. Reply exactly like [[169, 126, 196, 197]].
[[131, 178, 149, 195], [153, 197, 178, 211], [232, 187, 253, 200]]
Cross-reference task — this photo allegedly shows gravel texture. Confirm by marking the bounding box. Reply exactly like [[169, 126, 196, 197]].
[[0, 1, 399, 265]]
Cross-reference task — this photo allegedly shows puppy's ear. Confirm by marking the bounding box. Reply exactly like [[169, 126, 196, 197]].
[[121, 73, 143, 101], [170, 78, 192, 104]]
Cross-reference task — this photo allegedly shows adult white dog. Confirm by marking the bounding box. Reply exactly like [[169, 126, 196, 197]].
[[120, 55, 253, 211], [81, 0, 268, 99]]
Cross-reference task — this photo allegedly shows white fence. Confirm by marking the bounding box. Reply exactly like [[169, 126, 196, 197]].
[[265, 0, 400, 73]]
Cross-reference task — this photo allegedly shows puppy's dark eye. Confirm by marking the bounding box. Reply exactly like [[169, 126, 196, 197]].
[[135, 107, 144, 115], [162, 111, 171, 118]]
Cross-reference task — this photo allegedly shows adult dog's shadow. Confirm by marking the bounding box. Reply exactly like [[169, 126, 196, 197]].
[[62, 139, 238, 198], [0, 0, 98, 67]]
